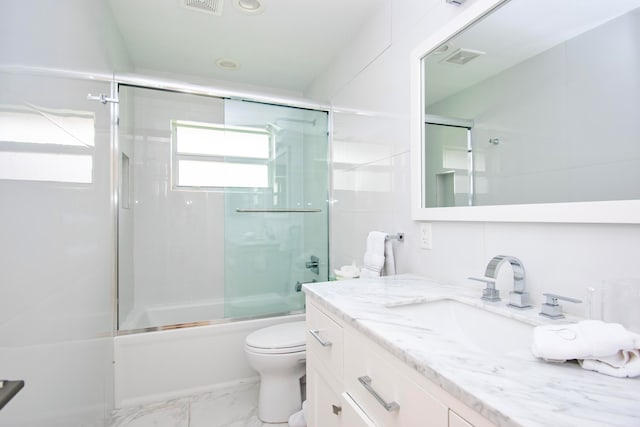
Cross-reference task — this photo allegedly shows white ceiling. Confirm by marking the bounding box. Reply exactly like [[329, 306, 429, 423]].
[[108, 0, 385, 94]]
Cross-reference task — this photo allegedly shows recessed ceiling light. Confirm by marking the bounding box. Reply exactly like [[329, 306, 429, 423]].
[[216, 58, 240, 70], [233, 0, 264, 14]]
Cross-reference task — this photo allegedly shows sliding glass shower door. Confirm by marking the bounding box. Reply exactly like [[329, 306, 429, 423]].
[[117, 86, 328, 331], [223, 99, 329, 318]]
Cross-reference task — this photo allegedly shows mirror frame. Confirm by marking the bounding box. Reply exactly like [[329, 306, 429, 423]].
[[410, 0, 640, 224]]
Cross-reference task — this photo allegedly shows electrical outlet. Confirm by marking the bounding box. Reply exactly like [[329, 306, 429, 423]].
[[420, 223, 432, 249]]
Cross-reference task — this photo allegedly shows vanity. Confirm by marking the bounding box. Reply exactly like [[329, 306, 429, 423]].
[[303, 276, 640, 427]]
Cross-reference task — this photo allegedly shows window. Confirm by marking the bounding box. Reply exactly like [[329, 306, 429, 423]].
[[172, 121, 271, 189]]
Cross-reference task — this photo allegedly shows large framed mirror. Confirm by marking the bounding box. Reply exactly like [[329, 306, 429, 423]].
[[410, 0, 640, 223]]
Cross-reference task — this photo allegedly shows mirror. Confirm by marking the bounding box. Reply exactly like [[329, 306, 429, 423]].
[[410, 0, 640, 223]]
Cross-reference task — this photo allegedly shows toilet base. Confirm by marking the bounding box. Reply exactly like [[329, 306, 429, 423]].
[[257, 372, 304, 423]]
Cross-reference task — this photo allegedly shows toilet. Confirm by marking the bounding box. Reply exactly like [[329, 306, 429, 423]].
[[245, 321, 307, 423]]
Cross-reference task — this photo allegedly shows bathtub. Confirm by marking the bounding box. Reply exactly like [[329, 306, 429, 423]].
[[114, 312, 305, 408]]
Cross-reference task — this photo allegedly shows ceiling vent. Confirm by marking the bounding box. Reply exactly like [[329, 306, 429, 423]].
[[442, 48, 485, 65], [182, 0, 223, 16]]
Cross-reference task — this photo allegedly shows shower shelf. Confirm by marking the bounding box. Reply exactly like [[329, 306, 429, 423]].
[[236, 208, 322, 213]]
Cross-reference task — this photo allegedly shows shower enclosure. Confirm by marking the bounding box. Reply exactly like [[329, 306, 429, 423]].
[[117, 85, 329, 331]]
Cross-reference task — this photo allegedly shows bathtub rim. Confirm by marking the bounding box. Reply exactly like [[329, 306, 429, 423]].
[[116, 309, 306, 336]]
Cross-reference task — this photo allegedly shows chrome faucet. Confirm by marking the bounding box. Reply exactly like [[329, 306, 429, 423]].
[[484, 255, 532, 309]]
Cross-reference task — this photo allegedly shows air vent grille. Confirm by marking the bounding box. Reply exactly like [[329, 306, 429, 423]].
[[442, 48, 485, 65], [183, 0, 223, 16]]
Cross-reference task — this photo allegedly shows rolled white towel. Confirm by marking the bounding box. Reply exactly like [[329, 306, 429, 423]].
[[531, 320, 638, 362], [532, 320, 640, 378], [579, 350, 640, 378]]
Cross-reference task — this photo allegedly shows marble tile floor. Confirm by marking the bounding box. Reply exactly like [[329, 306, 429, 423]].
[[109, 380, 289, 427]]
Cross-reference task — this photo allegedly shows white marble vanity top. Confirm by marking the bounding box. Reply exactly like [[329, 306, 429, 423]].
[[303, 275, 640, 427]]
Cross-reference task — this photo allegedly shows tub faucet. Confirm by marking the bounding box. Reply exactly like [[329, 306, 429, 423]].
[[484, 255, 532, 309]]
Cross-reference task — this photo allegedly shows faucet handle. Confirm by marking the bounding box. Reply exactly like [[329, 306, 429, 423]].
[[539, 293, 582, 319], [468, 277, 501, 302]]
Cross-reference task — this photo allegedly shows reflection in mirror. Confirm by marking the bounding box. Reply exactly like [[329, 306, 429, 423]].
[[422, 0, 640, 208]]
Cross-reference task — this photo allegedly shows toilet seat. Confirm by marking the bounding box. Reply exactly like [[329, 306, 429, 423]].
[[245, 321, 306, 354]]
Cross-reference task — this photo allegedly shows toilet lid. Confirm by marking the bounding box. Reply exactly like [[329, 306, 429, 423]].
[[245, 321, 306, 352]]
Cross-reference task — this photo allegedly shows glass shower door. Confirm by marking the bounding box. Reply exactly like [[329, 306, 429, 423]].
[[117, 86, 329, 331], [223, 99, 329, 318]]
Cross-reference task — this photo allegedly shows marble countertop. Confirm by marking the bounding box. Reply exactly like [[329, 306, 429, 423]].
[[303, 275, 640, 427]]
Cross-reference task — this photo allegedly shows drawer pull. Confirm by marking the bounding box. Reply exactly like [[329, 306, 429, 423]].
[[358, 375, 400, 412], [332, 404, 342, 415], [309, 329, 332, 347]]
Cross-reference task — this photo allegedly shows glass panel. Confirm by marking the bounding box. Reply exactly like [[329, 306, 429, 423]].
[[223, 99, 329, 318], [117, 87, 329, 330], [117, 86, 227, 330], [424, 123, 471, 207], [0, 72, 113, 425]]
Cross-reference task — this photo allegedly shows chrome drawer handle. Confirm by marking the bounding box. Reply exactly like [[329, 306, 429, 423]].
[[358, 375, 400, 412], [309, 329, 332, 347]]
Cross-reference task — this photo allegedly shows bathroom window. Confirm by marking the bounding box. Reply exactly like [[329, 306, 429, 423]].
[[172, 121, 270, 189], [0, 105, 94, 184]]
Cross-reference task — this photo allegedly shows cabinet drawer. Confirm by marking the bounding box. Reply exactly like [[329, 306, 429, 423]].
[[306, 302, 344, 380], [344, 330, 448, 427]]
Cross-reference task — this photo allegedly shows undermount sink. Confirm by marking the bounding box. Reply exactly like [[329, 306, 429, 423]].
[[388, 299, 534, 355]]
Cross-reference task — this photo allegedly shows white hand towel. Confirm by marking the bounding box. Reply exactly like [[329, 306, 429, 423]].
[[531, 320, 638, 361], [579, 349, 640, 378], [383, 237, 396, 276], [360, 231, 388, 278], [531, 320, 640, 378]]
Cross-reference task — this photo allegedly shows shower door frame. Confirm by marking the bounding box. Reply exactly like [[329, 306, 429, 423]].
[[111, 77, 332, 335]]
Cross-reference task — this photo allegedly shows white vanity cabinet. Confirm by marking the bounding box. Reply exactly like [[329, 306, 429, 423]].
[[306, 301, 346, 427], [306, 300, 494, 427]]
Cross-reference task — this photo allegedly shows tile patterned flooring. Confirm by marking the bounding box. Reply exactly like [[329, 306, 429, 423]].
[[109, 380, 289, 427]]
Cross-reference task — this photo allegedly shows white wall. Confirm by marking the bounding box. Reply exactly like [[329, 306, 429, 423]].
[[309, 0, 640, 331]]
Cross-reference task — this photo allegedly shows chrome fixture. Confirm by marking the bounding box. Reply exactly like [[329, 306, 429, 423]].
[[468, 277, 501, 302], [484, 255, 532, 309], [236, 208, 322, 213], [309, 329, 332, 347], [358, 376, 400, 412], [386, 233, 405, 242], [540, 293, 582, 319], [87, 93, 119, 104], [295, 279, 317, 292], [446, 0, 466, 5], [306, 255, 320, 275]]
